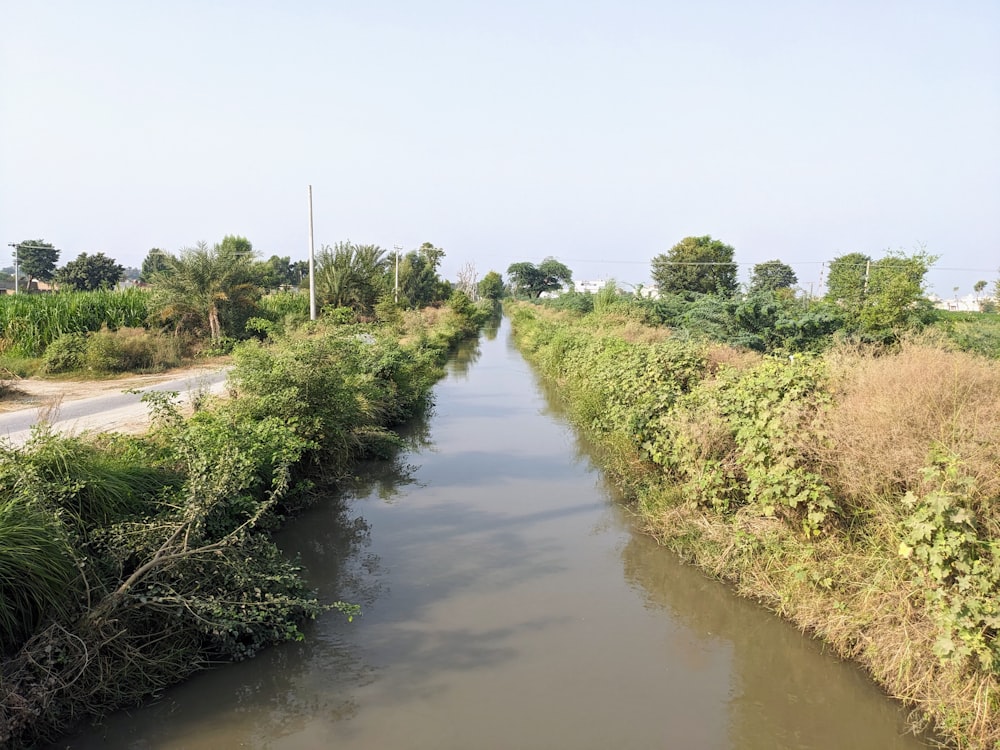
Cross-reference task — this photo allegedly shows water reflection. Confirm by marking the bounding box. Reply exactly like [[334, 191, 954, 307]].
[[445, 336, 481, 378]]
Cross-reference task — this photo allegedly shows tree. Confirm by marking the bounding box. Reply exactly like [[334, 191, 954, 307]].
[[15, 239, 59, 286], [478, 270, 505, 302], [456, 262, 478, 300], [750, 260, 797, 293], [253, 255, 297, 290], [315, 241, 388, 314], [858, 250, 936, 336], [651, 236, 737, 297], [394, 242, 450, 308], [974, 280, 987, 301], [824, 252, 872, 310], [140, 249, 171, 283], [506, 257, 572, 298], [149, 240, 262, 342], [55, 252, 125, 291]]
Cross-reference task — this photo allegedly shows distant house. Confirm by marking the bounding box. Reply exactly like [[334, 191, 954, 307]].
[[0, 279, 53, 294], [929, 293, 981, 312]]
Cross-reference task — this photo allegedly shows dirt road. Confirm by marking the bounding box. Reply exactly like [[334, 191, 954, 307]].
[[0, 363, 230, 446]]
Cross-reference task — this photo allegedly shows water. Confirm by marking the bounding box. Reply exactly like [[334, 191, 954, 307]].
[[56, 318, 930, 749]]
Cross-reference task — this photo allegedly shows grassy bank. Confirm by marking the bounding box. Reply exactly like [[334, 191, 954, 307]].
[[507, 301, 1000, 749], [0, 296, 490, 747]]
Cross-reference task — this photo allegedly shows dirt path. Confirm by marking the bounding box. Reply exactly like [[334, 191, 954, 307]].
[[0, 361, 230, 414], [0, 361, 232, 445]]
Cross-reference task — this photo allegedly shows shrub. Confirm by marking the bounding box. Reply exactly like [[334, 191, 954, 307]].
[[84, 327, 182, 373], [41, 332, 88, 374]]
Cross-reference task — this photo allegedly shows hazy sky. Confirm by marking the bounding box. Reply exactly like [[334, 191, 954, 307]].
[[2, 1, 998, 295]]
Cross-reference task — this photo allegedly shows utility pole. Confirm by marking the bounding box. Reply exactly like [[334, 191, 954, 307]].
[[863, 259, 871, 296], [308, 186, 316, 321], [6, 243, 18, 294], [394, 244, 402, 304]]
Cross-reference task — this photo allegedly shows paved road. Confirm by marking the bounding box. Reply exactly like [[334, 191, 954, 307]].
[[0, 369, 230, 446]]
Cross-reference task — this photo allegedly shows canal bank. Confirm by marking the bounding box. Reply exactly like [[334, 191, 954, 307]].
[[57, 317, 930, 749]]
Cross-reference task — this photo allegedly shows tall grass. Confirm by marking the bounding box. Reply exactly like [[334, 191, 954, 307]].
[[0, 288, 150, 357], [0, 497, 78, 652]]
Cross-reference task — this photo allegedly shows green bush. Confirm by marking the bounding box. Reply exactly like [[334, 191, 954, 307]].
[[41, 332, 88, 373]]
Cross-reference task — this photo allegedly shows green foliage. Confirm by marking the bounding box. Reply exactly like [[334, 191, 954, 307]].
[[640, 355, 836, 534], [315, 241, 388, 314], [139, 248, 170, 283], [900, 452, 1000, 671], [149, 240, 262, 343], [0, 287, 151, 357], [477, 270, 505, 301], [825, 250, 936, 341], [651, 235, 738, 297], [857, 251, 936, 338], [14, 239, 59, 284], [929, 310, 1000, 359], [55, 252, 125, 291], [506, 257, 573, 298], [41, 331, 88, 373], [511, 305, 836, 535], [750, 260, 798, 292], [0, 495, 77, 652], [543, 290, 594, 315], [393, 242, 451, 309], [0, 304, 480, 746], [825, 252, 871, 310], [637, 291, 842, 353], [84, 327, 182, 373]]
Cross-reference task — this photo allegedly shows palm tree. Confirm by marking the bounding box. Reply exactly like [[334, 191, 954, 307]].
[[150, 241, 261, 342], [316, 242, 388, 315]]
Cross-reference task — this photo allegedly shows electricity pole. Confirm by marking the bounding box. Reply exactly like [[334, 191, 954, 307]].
[[394, 244, 402, 304], [308, 186, 316, 320]]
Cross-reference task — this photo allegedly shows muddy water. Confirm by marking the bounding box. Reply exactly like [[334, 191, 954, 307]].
[[59, 318, 931, 749]]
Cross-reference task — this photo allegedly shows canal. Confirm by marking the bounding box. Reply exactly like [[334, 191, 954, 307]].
[[58, 317, 930, 749]]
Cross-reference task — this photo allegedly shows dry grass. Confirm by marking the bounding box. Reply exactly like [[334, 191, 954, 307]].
[[818, 342, 1000, 512], [703, 342, 761, 374]]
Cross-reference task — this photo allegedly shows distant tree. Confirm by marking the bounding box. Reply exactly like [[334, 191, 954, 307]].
[[974, 280, 987, 300], [55, 252, 125, 291], [506, 257, 572, 298], [395, 242, 449, 308], [456, 262, 479, 300], [140, 248, 171, 283], [123, 266, 141, 281], [478, 270, 505, 302], [824, 252, 872, 310], [750, 260, 798, 293], [291, 260, 309, 287], [15, 239, 59, 285], [253, 255, 297, 290], [217, 235, 255, 259], [651, 236, 737, 297]]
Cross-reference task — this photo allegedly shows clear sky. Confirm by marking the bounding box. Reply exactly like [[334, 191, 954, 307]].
[[2, 1, 998, 296]]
